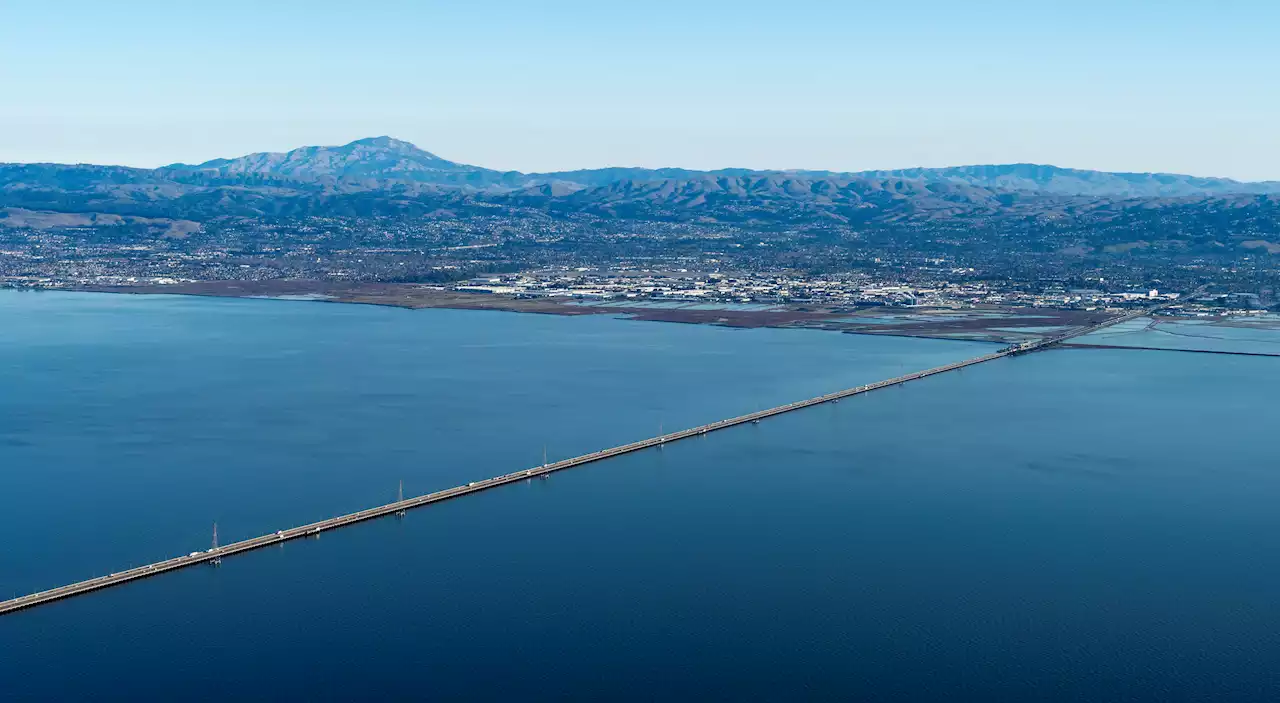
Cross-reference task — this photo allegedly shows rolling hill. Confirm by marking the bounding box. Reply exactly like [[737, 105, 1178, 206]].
[[2, 137, 1279, 251]]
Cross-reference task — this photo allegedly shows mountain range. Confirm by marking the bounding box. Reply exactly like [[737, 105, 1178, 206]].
[[2, 137, 1279, 241], [154, 136, 1280, 199]]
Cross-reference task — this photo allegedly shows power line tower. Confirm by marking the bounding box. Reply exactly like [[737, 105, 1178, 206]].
[[210, 522, 222, 566]]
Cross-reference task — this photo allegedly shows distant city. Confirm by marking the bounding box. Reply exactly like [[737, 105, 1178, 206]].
[[2, 137, 1277, 315]]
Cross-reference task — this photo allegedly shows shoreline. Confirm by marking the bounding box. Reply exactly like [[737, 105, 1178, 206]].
[[27, 280, 1114, 344]]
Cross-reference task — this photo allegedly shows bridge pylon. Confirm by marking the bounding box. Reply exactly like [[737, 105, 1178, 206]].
[[210, 522, 222, 566]]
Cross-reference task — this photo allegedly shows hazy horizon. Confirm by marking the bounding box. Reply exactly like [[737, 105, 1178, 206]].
[[2, 0, 1278, 180]]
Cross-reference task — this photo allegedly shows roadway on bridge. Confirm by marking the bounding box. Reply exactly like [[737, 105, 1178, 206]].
[[0, 299, 1182, 616]]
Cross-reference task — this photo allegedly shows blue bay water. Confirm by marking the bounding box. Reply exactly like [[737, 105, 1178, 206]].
[[0, 291, 987, 596], [2, 291, 1280, 701]]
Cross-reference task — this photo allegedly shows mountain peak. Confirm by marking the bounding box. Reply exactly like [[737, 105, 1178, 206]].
[[168, 136, 495, 183], [347, 135, 426, 152]]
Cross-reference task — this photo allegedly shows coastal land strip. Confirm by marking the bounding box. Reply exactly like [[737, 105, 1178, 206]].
[[68, 280, 1118, 344]]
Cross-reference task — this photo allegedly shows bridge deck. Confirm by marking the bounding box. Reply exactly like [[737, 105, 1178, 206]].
[[0, 303, 1174, 616]]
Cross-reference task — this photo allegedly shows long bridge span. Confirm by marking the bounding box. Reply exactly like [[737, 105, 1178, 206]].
[[0, 301, 1179, 616]]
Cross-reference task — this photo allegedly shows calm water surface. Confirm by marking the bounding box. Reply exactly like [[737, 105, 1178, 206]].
[[2, 291, 1279, 701], [1069, 316, 1280, 354]]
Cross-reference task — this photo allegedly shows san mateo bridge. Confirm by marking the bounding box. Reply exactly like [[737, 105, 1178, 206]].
[[0, 303, 1177, 616]]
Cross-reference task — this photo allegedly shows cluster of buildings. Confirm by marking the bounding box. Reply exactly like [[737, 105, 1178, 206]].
[[452, 269, 1195, 312]]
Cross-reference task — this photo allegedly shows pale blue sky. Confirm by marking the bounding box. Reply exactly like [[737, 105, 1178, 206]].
[[2, 0, 1277, 179]]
